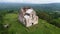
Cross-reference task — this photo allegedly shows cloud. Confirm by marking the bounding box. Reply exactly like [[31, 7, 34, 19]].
[[0, 0, 60, 4], [0, 0, 23, 3], [23, 0, 60, 4]]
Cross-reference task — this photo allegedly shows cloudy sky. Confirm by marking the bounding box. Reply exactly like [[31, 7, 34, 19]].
[[0, 0, 60, 4]]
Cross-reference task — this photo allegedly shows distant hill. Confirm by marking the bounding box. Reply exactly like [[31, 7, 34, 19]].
[[0, 3, 60, 11]]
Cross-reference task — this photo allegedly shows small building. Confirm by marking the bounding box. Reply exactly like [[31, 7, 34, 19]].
[[19, 7, 38, 27]]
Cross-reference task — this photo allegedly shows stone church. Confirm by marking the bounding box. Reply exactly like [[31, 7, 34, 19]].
[[19, 7, 38, 27]]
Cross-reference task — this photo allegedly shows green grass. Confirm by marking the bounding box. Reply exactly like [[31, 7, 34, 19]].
[[3, 13, 60, 34]]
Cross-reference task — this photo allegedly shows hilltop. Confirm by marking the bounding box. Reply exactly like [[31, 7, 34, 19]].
[[0, 3, 60, 34]]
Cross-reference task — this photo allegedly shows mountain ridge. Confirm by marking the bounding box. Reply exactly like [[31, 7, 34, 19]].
[[0, 3, 60, 11]]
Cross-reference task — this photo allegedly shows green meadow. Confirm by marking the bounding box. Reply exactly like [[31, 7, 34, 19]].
[[1, 13, 60, 34]]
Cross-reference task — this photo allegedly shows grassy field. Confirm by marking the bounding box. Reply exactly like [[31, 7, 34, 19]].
[[3, 13, 60, 34]]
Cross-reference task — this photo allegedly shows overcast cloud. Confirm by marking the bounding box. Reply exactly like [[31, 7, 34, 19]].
[[0, 0, 60, 4]]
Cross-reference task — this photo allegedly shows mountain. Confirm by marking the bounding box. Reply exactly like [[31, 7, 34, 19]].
[[0, 3, 60, 11]]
